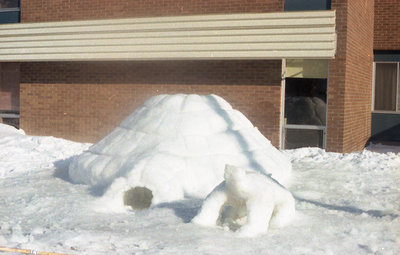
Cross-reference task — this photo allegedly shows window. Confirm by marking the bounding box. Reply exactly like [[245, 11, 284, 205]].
[[283, 78, 327, 149], [282, 59, 329, 149], [285, 0, 331, 11], [374, 62, 400, 112], [0, 0, 19, 24]]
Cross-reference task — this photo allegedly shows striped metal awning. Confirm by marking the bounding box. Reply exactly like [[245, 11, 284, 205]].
[[0, 10, 336, 61]]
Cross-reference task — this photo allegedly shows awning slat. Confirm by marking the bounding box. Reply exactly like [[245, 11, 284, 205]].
[[0, 27, 336, 42], [0, 35, 336, 48], [0, 51, 336, 61], [0, 18, 335, 36], [0, 42, 335, 55]]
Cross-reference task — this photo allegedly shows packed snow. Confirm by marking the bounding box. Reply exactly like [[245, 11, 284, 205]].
[[1, 114, 399, 253], [69, 94, 291, 211], [0, 124, 89, 179]]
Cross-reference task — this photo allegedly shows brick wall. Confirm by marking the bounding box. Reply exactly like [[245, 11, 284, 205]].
[[327, 0, 374, 152], [20, 0, 283, 22], [374, 0, 400, 50], [20, 60, 283, 146]]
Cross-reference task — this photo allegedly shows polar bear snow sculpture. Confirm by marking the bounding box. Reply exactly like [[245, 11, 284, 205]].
[[69, 94, 292, 211], [192, 165, 295, 237]]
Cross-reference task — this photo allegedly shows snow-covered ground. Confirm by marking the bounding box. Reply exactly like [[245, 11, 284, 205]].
[[0, 123, 399, 255]]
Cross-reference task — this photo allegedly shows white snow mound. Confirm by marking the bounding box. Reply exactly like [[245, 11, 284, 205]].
[[68, 94, 292, 210], [0, 123, 25, 137]]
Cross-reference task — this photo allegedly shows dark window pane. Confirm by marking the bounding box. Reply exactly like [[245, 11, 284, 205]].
[[0, 0, 19, 8], [371, 112, 400, 142], [284, 78, 327, 126], [0, 10, 19, 23], [374, 63, 397, 111], [285, 0, 330, 11], [284, 129, 324, 149]]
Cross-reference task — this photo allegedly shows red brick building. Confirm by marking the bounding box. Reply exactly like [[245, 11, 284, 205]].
[[0, 0, 398, 153]]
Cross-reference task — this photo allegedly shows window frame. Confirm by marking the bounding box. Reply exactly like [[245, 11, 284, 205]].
[[0, 0, 20, 24], [372, 61, 400, 114], [0, 7, 19, 12]]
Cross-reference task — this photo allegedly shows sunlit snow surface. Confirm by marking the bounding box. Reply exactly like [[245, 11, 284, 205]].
[[1, 128, 399, 254], [68, 94, 292, 210]]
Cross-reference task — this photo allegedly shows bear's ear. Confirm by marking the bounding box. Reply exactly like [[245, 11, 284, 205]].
[[224, 164, 236, 176], [224, 164, 235, 171], [224, 164, 246, 180]]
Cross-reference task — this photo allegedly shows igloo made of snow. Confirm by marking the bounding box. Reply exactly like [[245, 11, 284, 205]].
[[69, 94, 292, 211]]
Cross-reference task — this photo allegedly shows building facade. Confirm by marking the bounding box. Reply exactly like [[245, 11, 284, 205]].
[[0, 0, 396, 153]]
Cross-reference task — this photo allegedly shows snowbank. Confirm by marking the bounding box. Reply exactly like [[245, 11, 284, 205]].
[[69, 94, 292, 210], [0, 124, 89, 178], [0, 123, 24, 137]]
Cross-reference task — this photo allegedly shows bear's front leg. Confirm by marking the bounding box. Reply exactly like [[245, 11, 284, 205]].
[[192, 182, 228, 227], [237, 197, 274, 237], [269, 191, 296, 228]]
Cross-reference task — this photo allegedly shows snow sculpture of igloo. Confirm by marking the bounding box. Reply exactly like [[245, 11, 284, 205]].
[[69, 94, 292, 211]]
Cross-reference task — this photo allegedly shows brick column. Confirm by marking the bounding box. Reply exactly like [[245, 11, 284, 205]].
[[327, 0, 374, 152]]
